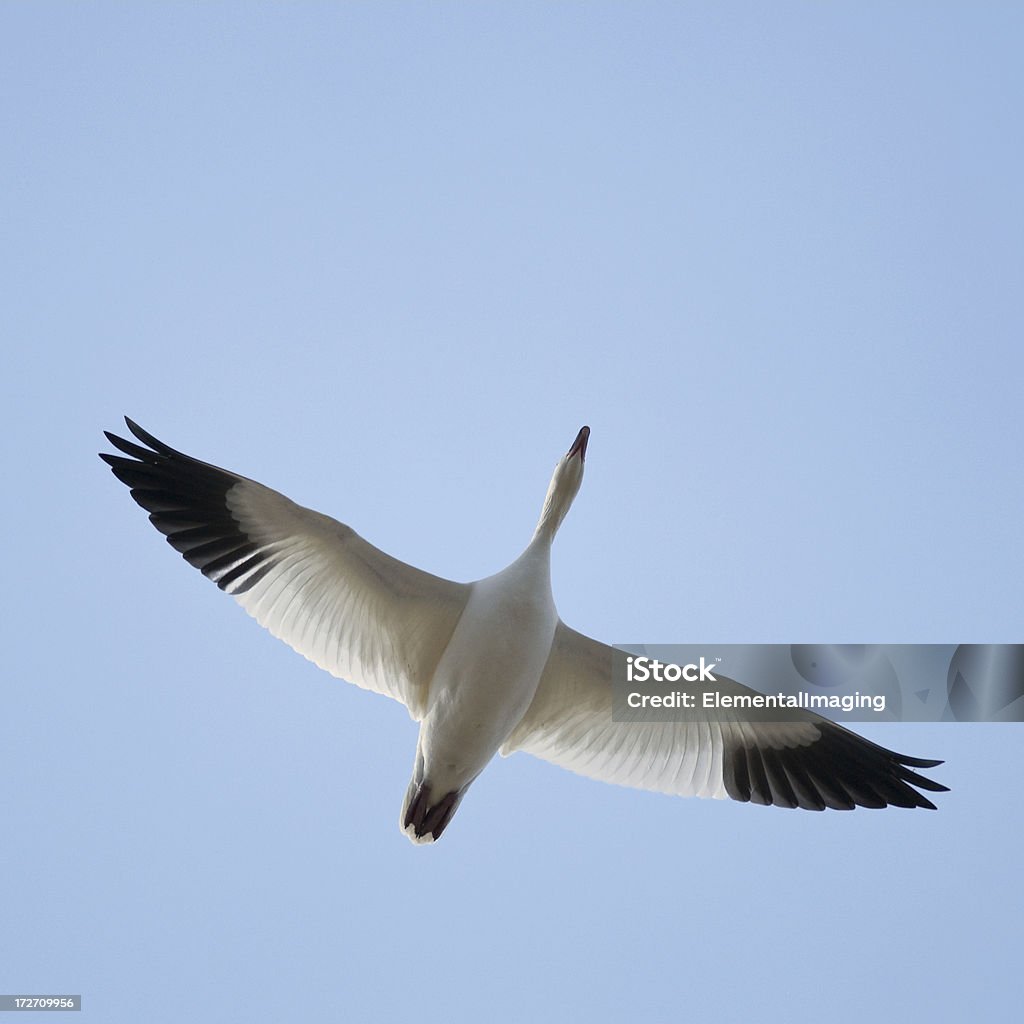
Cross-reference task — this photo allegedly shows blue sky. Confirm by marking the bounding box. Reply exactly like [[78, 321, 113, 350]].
[[3, 4, 1021, 1021]]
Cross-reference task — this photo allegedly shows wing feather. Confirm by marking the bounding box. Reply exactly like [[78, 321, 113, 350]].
[[504, 623, 948, 809], [101, 418, 468, 717]]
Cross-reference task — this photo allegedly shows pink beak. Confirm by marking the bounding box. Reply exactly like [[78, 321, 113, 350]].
[[567, 425, 590, 462]]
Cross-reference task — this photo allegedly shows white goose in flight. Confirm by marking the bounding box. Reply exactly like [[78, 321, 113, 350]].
[[101, 419, 947, 843]]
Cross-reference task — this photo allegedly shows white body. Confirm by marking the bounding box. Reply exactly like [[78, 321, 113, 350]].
[[414, 542, 557, 812]]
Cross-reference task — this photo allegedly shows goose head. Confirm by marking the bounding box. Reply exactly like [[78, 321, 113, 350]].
[[533, 425, 589, 544]]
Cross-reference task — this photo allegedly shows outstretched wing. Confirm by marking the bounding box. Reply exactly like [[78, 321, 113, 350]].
[[100, 418, 468, 719], [503, 624, 948, 809]]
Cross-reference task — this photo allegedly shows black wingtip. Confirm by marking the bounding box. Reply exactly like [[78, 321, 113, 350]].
[[897, 755, 944, 769], [125, 414, 151, 436], [100, 417, 273, 593], [103, 429, 127, 447], [913, 778, 951, 794], [125, 416, 154, 446], [723, 715, 949, 812], [117, 417, 186, 459]]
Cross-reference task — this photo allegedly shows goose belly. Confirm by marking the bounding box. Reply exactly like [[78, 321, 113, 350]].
[[420, 579, 556, 787]]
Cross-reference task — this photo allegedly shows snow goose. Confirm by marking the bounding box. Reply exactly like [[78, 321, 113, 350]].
[[100, 419, 947, 843]]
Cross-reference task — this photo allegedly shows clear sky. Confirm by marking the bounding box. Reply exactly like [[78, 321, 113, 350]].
[[3, 3, 1021, 1022]]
